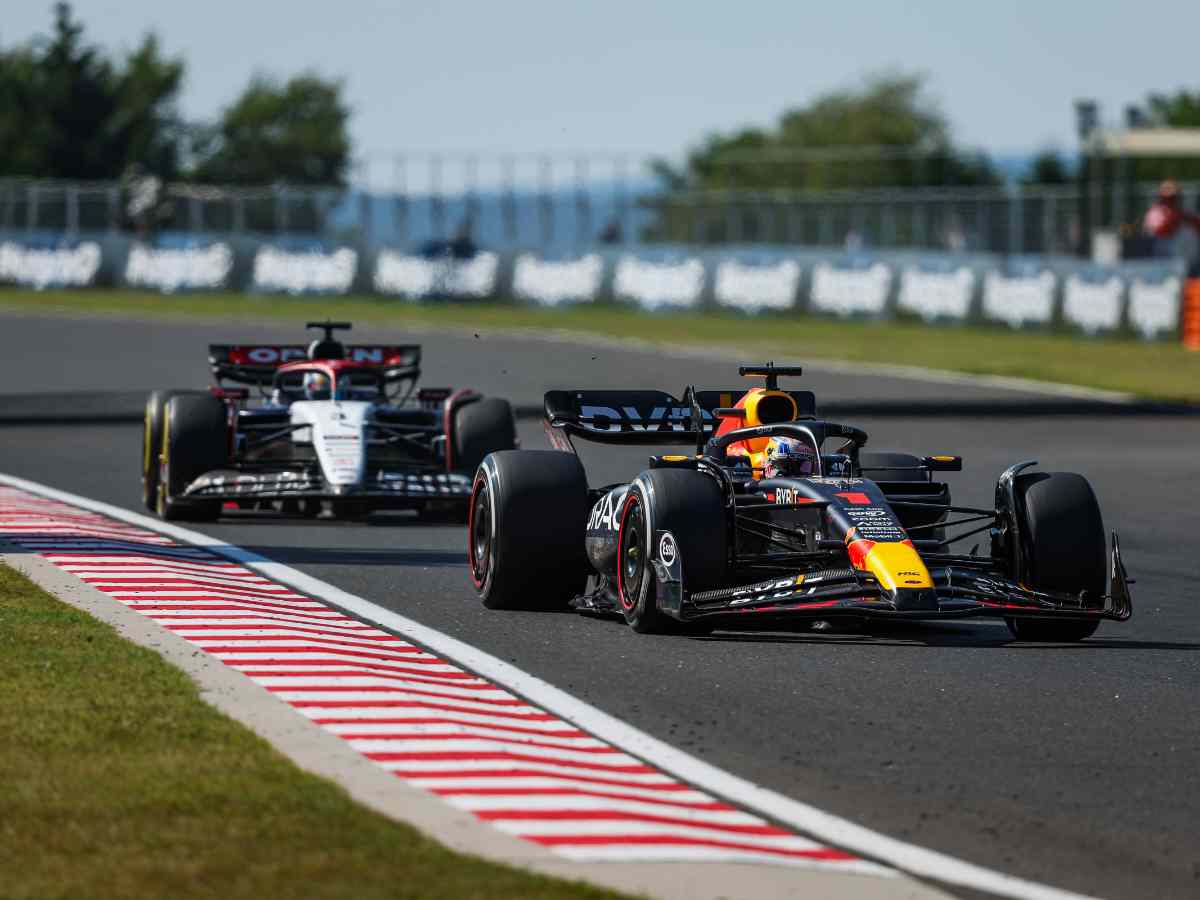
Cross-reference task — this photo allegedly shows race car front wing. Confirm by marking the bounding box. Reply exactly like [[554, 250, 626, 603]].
[[651, 529, 1133, 625], [181, 468, 473, 501]]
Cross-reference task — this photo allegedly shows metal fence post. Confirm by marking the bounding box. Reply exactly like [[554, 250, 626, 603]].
[[393, 153, 408, 247], [1008, 184, 1023, 255], [66, 185, 80, 235]]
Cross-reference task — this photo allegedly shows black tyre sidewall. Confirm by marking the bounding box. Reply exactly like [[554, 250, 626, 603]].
[[471, 450, 589, 610], [142, 390, 174, 511], [453, 398, 517, 474], [619, 469, 727, 633], [158, 394, 227, 521], [1006, 472, 1106, 641]]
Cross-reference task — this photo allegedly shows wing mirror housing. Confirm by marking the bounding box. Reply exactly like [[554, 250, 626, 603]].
[[922, 455, 962, 472]]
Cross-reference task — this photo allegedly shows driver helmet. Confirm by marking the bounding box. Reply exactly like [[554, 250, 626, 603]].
[[763, 435, 818, 478], [303, 371, 332, 400]]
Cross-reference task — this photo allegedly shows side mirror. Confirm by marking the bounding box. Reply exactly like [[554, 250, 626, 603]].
[[922, 455, 962, 472]]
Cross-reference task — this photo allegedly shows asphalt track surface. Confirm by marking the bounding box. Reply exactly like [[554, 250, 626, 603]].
[[3, 313, 1199, 899]]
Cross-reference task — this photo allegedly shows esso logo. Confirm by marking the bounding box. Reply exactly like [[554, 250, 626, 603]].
[[658, 533, 678, 566]]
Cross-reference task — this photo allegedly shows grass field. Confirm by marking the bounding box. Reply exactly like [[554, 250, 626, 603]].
[[0, 562, 626, 900], [3, 288, 1199, 402]]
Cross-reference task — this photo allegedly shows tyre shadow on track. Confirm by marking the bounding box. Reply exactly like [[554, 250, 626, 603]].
[[697, 629, 1200, 651]]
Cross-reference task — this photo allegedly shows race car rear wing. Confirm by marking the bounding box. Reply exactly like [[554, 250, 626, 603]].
[[544, 388, 817, 445], [208, 344, 422, 386]]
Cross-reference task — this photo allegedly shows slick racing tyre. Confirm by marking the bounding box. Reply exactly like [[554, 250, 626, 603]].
[[1005, 472, 1106, 642], [617, 469, 727, 634], [469, 450, 589, 610], [142, 390, 175, 511], [142, 390, 200, 511], [157, 394, 227, 522], [453, 398, 517, 475]]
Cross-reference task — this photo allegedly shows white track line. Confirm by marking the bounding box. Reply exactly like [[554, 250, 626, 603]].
[[0, 471, 1098, 900]]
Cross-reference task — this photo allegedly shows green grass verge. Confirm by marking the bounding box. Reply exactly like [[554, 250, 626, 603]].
[[0, 562, 628, 900], [3, 288, 1199, 402]]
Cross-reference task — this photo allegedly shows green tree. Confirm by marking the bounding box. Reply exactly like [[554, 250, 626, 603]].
[[1140, 89, 1200, 127], [189, 74, 351, 186], [655, 72, 997, 194], [1024, 148, 1074, 185], [0, 3, 183, 179]]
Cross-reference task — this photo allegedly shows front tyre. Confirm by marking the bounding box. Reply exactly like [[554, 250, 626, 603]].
[[142, 390, 175, 511], [617, 469, 727, 634], [469, 450, 589, 610], [1005, 472, 1106, 642], [157, 394, 227, 522]]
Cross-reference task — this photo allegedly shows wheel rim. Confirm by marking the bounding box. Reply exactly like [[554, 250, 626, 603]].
[[617, 495, 646, 611], [468, 478, 492, 589]]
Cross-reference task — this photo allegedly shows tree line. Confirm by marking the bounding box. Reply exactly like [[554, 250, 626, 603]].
[[0, 3, 350, 186]]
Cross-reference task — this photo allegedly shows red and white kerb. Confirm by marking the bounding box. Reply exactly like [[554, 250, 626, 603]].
[[0, 485, 863, 869]]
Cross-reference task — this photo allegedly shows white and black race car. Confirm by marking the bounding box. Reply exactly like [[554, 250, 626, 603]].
[[142, 322, 516, 520]]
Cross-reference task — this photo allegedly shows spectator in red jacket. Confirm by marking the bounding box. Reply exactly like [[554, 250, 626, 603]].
[[1144, 180, 1200, 254]]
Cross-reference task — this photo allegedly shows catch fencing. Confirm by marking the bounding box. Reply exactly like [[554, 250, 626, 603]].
[[6, 168, 1197, 258]]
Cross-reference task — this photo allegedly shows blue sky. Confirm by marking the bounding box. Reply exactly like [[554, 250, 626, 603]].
[[5, 1, 1199, 172]]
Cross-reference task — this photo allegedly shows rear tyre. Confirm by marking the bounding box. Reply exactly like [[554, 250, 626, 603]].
[[1005, 472, 1106, 642], [156, 394, 227, 522], [617, 469, 727, 634], [453, 398, 517, 474], [469, 450, 589, 610]]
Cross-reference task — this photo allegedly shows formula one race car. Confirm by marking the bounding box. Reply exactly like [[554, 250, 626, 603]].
[[142, 322, 516, 521], [468, 363, 1132, 641]]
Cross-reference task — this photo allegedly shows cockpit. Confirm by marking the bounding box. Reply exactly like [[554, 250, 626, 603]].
[[272, 366, 386, 404]]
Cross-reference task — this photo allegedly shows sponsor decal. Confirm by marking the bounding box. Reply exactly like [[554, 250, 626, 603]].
[[981, 269, 1056, 327], [587, 487, 628, 531], [773, 486, 817, 505], [252, 246, 357, 294], [809, 261, 892, 316], [612, 255, 705, 310], [810, 477, 864, 487], [124, 242, 233, 293], [896, 266, 975, 321], [373, 250, 499, 299], [512, 253, 603, 306], [843, 506, 907, 541], [0, 241, 102, 289], [658, 533, 677, 566], [713, 258, 801, 312], [728, 575, 807, 606], [578, 405, 713, 434], [1128, 276, 1182, 339], [1062, 274, 1123, 333]]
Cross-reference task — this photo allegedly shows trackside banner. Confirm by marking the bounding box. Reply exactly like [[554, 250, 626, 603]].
[[0, 233, 1187, 340]]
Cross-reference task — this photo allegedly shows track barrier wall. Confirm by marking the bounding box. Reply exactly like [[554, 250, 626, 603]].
[[0, 231, 1190, 342]]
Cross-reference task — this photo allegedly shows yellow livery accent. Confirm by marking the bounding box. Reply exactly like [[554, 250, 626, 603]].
[[861, 542, 933, 592]]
